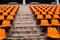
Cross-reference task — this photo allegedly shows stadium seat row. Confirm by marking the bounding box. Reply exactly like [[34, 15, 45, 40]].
[[0, 5, 19, 40], [34, 12, 60, 15], [40, 19, 60, 27], [37, 14, 60, 19]]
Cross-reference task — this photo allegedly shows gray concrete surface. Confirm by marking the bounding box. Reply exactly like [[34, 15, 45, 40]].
[[6, 5, 46, 40]]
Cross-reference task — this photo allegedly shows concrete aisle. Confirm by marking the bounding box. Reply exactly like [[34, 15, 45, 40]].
[[7, 5, 45, 40]]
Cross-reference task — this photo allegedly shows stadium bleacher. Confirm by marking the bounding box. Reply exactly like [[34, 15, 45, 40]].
[[0, 5, 19, 40], [30, 5, 60, 39]]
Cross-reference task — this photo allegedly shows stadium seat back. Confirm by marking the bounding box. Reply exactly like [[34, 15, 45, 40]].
[[2, 20, 11, 27], [0, 29, 6, 40], [47, 27, 60, 38]]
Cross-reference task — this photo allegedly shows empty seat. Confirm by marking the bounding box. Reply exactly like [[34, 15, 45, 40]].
[[48, 12, 53, 15], [34, 12, 40, 15], [55, 12, 60, 15], [6, 10, 10, 12], [37, 15, 43, 19], [45, 15, 52, 19], [6, 15, 14, 20], [53, 15, 59, 19], [0, 16, 4, 20], [31, 7, 35, 10], [56, 10, 59, 12], [51, 19, 60, 26], [2, 12, 8, 16], [42, 12, 47, 15], [0, 29, 6, 40], [33, 9, 38, 13], [9, 12, 16, 16], [40, 20, 50, 26], [0, 10, 4, 12], [2, 20, 11, 27], [12, 9, 17, 13], [47, 27, 60, 38]]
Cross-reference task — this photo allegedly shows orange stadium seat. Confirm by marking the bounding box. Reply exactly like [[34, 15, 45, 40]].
[[37, 15, 44, 19], [48, 12, 54, 15], [33, 9, 38, 13], [0, 29, 6, 40], [40, 20, 50, 26], [2, 12, 8, 16], [55, 12, 60, 15], [51, 19, 60, 26], [0, 15, 4, 20], [9, 12, 16, 17], [13, 9, 17, 13], [2, 20, 11, 28], [47, 27, 60, 39], [53, 15, 60, 19], [42, 12, 47, 15], [6, 10, 10, 12], [6, 15, 14, 21], [34, 12, 40, 15], [45, 15, 52, 19]]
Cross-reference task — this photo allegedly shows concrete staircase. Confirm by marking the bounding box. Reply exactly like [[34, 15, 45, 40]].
[[6, 5, 46, 40]]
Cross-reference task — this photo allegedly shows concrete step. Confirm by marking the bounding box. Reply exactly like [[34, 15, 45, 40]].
[[15, 19, 34, 21], [12, 28, 39, 31], [12, 30, 40, 33], [12, 33, 40, 37], [7, 36, 46, 40], [14, 21, 36, 24], [14, 24, 37, 27], [12, 30, 39, 32], [15, 14, 33, 17], [16, 17, 33, 19]]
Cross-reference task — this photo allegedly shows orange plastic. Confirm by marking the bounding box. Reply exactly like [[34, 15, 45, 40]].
[[40, 20, 50, 26], [42, 12, 47, 15], [53, 15, 59, 19], [55, 12, 60, 15], [51, 19, 60, 26], [35, 12, 40, 15], [0, 16, 4, 20], [2, 20, 11, 27], [47, 27, 60, 38], [37, 15, 43, 19], [0, 29, 6, 40], [2, 12, 8, 16], [45, 15, 52, 19], [9, 12, 16, 16], [6, 15, 14, 20], [48, 12, 53, 15]]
